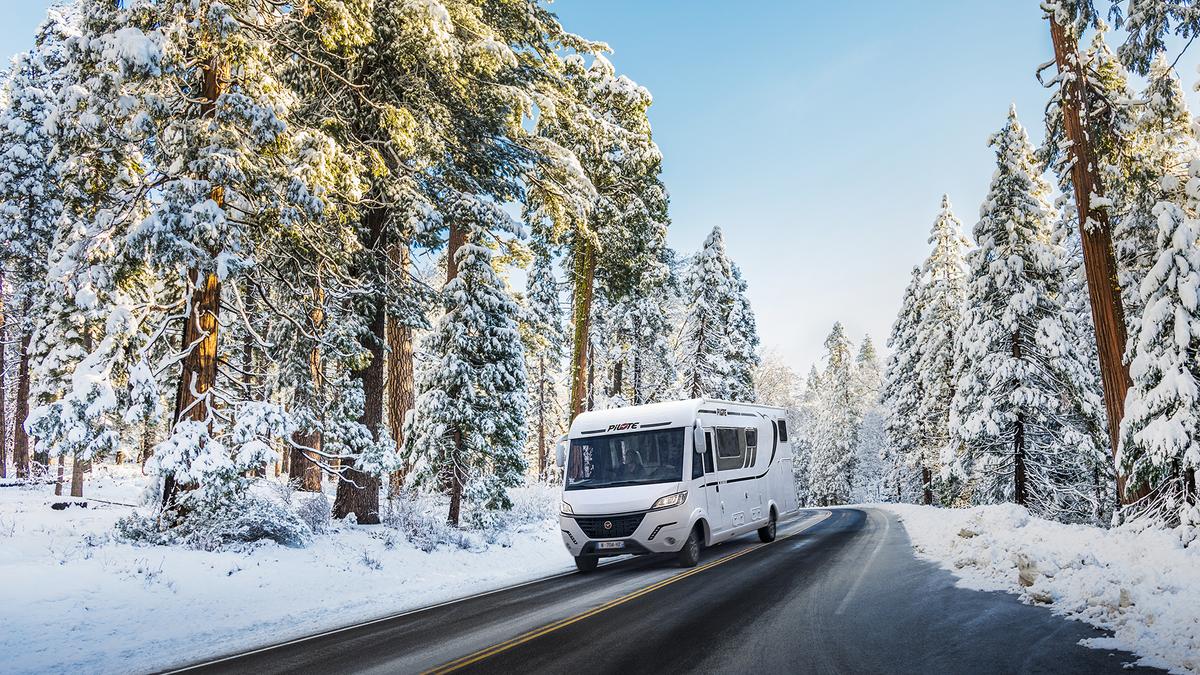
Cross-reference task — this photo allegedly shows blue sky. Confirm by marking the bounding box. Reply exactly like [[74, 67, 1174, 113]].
[[3, 1, 1199, 374]]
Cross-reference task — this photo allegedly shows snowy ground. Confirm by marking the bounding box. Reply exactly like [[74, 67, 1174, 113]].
[[0, 465, 573, 674], [880, 503, 1200, 674]]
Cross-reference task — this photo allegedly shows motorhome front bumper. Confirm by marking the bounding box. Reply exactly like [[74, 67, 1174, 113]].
[[559, 511, 692, 557]]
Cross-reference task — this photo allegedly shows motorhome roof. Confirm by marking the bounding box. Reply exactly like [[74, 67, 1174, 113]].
[[568, 398, 785, 436]]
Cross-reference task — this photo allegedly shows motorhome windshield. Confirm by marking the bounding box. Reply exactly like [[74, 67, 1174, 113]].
[[565, 427, 685, 490]]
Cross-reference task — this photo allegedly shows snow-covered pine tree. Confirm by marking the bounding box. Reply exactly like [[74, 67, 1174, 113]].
[[1119, 199, 1200, 542], [913, 196, 971, 505], [680, 227, 736, 399], [792, 364, 822, 507], [1117, 53, 1197, 331], [882, 266, 927, 502], [522, 240, 566, 479], [808, 322, 861, 506], [725, 264, 760, 402], [1054, 199, 1116, 523], [626, 243, 680, 405], [853, 336, 887, 503], [950, 107, 1103, 522], [1043, 6, 1135, 503], [0, 7, 76, 478], [404, 197, 528, 525]]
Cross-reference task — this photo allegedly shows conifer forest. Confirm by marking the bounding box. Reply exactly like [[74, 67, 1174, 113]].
[[1, 2, 1199, 674]]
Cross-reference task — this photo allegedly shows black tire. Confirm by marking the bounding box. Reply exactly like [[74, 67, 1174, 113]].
[[758, 512, 777, 543], [574, 555, 598, 573], [677, 526, 703, 568]]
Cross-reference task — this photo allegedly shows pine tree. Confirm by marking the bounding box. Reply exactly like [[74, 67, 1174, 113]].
[[950, 107, 1102, 522], [725, 264, 760, 402], [882, 266, 927, 502], [808, 322, 860, 506], [1118, 198, 1200, 542], [1043, 6, 1134, 504], [680, 227, 735, 398], [1118, 53, 1197, 329], [522, 241, 566, 479], [405, 200, 528, 525], [853, 336, 886, 503], [913, 196, 971, 505], [0, 7, 75, 478]]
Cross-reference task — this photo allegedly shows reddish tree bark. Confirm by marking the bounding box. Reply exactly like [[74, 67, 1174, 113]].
[[1048, 17, 1138, 504], [442, 222, 467, 526], [13, 325, 31, 479], [568, 239, 596, 421], [162, 57, 226, 510], [386, 244, 415, 499], [290, 281, 325, 493], [333, 207, 386, 524]]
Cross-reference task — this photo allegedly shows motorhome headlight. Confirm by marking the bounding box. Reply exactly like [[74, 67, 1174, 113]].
[[561, 500, 574, 515], [651, 491, 688, 510]]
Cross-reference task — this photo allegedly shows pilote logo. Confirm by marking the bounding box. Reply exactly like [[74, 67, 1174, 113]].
[[606, 422, 640, 432]]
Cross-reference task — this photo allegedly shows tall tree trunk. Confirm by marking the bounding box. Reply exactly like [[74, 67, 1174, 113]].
[[1047, 17, 1137, 504], [386, 244, 415, 499], [290, 278, 325, 492], [162, 268, 222, 507], [162, 57, 226, 510], [0, 273, 6, 479], [609, 360, 623, 399], [13, 318, 31, 479], [586, 343, 595, 412], [1014, 414, 1027, 506], [54, 455, 64, 496], [632, 314, 643, 405], [442, 222, 467, 525], [70, 455, 85, 498], [333, 207, 387, 524], [537, 357, 547, 480], [921, 466, 933, 506], [568, 238, 597, 421], [690, 317, 706, 399]]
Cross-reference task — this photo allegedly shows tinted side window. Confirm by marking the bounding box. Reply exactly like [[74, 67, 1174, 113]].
[[777, 419, 789, 442], [703, 432, 715, 473], [691, 444, 704, 479], [715, 427, 744, 471]]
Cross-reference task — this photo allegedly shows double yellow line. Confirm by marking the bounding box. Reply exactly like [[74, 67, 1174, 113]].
[[426, 512, 828, 674]]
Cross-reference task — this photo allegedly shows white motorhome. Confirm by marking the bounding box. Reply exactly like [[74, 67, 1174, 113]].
[[556, 399, 798, 572]]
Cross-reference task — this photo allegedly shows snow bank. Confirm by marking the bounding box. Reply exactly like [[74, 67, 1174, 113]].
[[880, 503, 1200, 674], [0, 465, 572, 674]]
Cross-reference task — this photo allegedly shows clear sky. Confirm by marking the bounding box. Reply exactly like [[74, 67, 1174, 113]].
[[3, 1, 1199, 375]]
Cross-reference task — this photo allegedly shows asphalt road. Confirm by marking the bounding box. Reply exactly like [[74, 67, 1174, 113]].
[[176, 508, 1158, 675]]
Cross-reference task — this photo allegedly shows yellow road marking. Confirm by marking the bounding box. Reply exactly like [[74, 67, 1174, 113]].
[[425, 510, 832, 675]]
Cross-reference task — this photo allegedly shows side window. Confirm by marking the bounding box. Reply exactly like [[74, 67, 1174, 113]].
[[743, 428, 758, 468], [691, 440, 704, 479], [777, 419, 789, 442], [715, 427, 745, 471], [703, 432, 715, 473]]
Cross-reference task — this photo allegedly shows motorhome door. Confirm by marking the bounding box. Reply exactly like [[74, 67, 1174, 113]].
[[700, 429, 729, 535]]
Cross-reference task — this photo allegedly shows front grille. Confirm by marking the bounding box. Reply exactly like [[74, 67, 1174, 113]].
[[574, 513, 646, 539]]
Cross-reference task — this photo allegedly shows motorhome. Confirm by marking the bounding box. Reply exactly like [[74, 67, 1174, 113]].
[[555, 399, 799, 572]]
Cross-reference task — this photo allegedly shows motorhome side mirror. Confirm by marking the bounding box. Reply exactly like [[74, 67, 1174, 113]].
[[554, 436, 567, 469], [693, 424, 706, 454]]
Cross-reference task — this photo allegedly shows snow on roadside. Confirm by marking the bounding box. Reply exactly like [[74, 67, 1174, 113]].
[[880, 503, 1200, 674], [0, 464, 572, 674]]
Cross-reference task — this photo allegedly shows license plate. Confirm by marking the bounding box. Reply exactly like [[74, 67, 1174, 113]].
[[596, 541, 625, 550]]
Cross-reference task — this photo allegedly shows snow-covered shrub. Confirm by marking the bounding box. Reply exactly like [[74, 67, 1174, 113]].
[[117, 490, 311, 551], [382, 495, 473, 553], [294, 493, 332, 535]]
